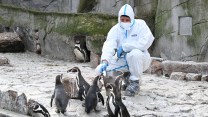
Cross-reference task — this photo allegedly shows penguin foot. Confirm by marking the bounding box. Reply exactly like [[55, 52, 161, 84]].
[[61, 110, 66, 115], [82, 103, 85, 107], [94, 108, 101, 113], [55, 109, 60, 113]]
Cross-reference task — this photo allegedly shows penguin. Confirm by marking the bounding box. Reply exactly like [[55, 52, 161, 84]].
[[73, 38, 89, 62], [28, 99, 50, 117], [51, 74, 69, 114], [106, 75, 130, 117], [67, 67, 90, 101], [85, 75, 104, 113], [106, 92, 121, 117]]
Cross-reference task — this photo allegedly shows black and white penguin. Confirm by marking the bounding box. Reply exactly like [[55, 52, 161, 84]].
[[73, 38, 90, 62], [106, 91, 121, 117], [51, 74, 69, 114], [67, 67, 90, 101], [85, 75, 104, 113], [28, 99, 50, 117], [106, 75, 130, 117]]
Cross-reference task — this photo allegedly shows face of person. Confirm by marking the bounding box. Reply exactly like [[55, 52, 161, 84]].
[[120, 16, 131, 23]]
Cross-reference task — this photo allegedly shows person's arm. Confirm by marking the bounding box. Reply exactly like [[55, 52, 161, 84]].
[[122, 20, 154, 52], [101, 26, 118, 63]]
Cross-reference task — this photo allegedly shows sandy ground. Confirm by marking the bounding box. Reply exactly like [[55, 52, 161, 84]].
[[1, 52, 208, 117]]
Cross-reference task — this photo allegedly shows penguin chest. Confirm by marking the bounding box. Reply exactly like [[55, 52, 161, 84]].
[[109, 95, 116, 114], [74, 48, 86, 61]]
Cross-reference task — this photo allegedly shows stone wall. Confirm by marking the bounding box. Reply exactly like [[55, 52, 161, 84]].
[[154, 0, 208, 62], [0, 4, 117, 61]]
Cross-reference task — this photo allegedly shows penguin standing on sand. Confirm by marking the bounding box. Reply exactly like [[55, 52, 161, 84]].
[[73, 37, 90, 62], [106, 92, 121, 117], [106, 75, 130, 117], [28, 99, 50, 117], [51, 74, 69, 114], [67, 67, 90, 101], [85, 75, 104, 113]]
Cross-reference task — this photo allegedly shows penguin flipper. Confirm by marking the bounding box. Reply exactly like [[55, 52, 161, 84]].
[[50, 92, 55, 107], [79, 86, 85, 101], [97, 92, 104, 105]]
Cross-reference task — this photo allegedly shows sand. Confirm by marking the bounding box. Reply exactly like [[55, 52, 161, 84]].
[[1, 52, 208, 117]]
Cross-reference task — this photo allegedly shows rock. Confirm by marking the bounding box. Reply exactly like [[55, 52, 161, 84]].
[[15, 93, 28, 114], [89, 52, 100, 68], [86, 35, 106, 67], [145, 60, 163, 76], [0, 32, 25, 52], [162, 60, 208, 76], [201, 75, 208, 82], [0, 90, 28, 115], [0, 57, 9, 65], [170, 72, 187, 80], [186, 73, 202, 81], [86, 35, 106, 55], [61, 74, 78, 98]]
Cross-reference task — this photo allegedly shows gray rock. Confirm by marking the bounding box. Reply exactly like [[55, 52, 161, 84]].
[[170, 72, 187, 80], [89, 52, 100, 68], [86, 35, 106, 55], [0, 90, 28, 115], [201, 75, 208, 82], [162, 60, 208, 76], [0, 57, 9, 66], [0, 90, 18, 111], [61, 75, 78, 98], [145, 60, 163, 76], [86, 35, 105, 67], [15, 93, 28, 114], [0, 32, 25, 52], [186, 73, 202, 81]]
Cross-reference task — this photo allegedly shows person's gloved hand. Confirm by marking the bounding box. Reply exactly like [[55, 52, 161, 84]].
[[117, 46, 123, 58], [95, 60, 108, 75], [99, 61, 108, 73]]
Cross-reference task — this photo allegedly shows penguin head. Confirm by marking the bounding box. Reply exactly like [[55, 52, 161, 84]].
[[106, 74, 123, 99], [55, 74, 63, 85], [114, 75, 123, 92], [97, 74, 104, 90], [67, 67, 81, 73], [75, 38, 81, 44], [93, 75, 104, 89]]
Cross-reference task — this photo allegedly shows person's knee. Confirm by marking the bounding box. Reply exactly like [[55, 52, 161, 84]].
[[127, 49, 144, 60]]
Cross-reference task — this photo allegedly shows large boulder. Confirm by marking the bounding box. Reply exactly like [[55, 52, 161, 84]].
[[0, 90, 28, 115], [170, 72, 187, 80], [162, 60, 208, 76], [186, 73, 202, 81], [61, 74, 78, 98], [0, 32, 25, 52], [86, 35, 105, 67]]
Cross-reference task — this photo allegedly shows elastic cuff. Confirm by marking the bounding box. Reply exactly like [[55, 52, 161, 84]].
[[101, 59, 108, 65], [129, 75, 139, 81]]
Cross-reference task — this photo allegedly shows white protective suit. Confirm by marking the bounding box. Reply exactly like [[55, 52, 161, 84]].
[[96, 4, 154, 81]]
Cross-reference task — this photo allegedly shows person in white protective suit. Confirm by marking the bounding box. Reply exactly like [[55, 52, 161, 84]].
[[95, 4, 154, 96]]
